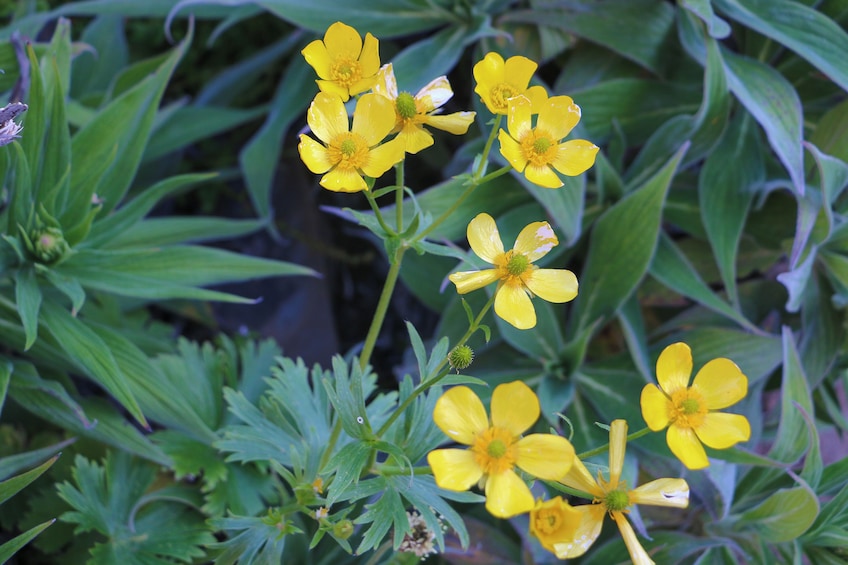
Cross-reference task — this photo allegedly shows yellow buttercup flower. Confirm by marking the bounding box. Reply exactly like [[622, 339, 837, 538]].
[[427, 381, 575, 518], [301, 21, 380, 101], [373, 63, 476, 154], [529, 497, 582, 555], [640, 342, 751, 470], [499, 94, 599, 188], [298, 92, 405, 192], [448, 213, 578, 330], [473, 52, 547, 115], [556, 420, 690, 564]]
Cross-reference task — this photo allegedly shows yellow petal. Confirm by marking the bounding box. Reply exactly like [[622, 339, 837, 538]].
[[498, 129, 528, 172], [361, 137, 404, 178], [524, 269, 577, 303], [515, 434, 574, 479], [315, 79, 351, 102], [432, 385, 488, 444], [448, 269, 500, 294], [358, 32, 380, 77], [397, 124, 434, 154], [655, 342, 693, 395], [666, 425, 709, 470], [513, 220, 558, 261], [553, 504, 605, 559], [301, 39, 331, 79], [484, 469, 534, 518], [349, 76, 379, 98], [503, 55, 537, 91], [559, 456, 602, 498], [640, 384, 671, 431], [416, 75, 453, 112], [467, 213, 505, 264], [323, 21, 362, 60], [691, 358, 748, 409], [473, 52, 505, 94], [373, 63, 397, 100], [538, 95, 581, 141], [298, 134, 332, 174], [425, 112, 475, 135], [611, 512, 655, 565], [530, 497, 583, 554], [630, 478, 690, 508], [524, 85, 549, 112], [427, 448, 483, 491], [320, 168, 366, 193], [608, 419, 628, 488], [696, 412, 751, 449], [525, 164, 563, 189], [308, 92, 349, 144], [494, 283, 536, 329], [550, 139, 599, 176], [352, 93, 395, 146], [491, 380, 540, 436], [507, 95, 533, 141]]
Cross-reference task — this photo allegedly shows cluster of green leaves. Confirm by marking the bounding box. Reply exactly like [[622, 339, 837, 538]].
[[0, 0, 846, 564]]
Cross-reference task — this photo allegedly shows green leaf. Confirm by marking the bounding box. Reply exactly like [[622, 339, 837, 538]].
[[0, 437, 73, 480], [0, 359, 8, 417], [207, 513, 287, 565], [737, 485, 819, 543], [40, 301, 146, 426], [105, 217, 265, 248], [0, 454, 57, 505], [65, 29, 190, 225], [14, 266, 42, 350], [8, 143, 33, 236], [71, 16, 130, 98], [240, 56, 313, 221], [324, 441, 372, 504], [680, 0, 731, 38], [39, 51, 72, 215], [496, 300, 564, 361], [0, 519, 55, 564], [570, 142, 688, 337], [714, 0, 848, 92], [524, 173, 585, 246], [769, 327, 815, 465], [356, 484, 407, 553], [809, 99, 848, 165], [699, 114, 762, 305]]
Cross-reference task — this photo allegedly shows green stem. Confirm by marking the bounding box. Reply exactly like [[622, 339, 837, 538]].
[[575, 426, 653, 460], [395, 160, 405, 231], [476, 165, 512, 186], [364, 190, 395, 236], [375, 294, 495, 437], [318, 418, 343, 471], [359, 246, 406, 371], [475, 114, 503, 180], [375, 465, 433, 476], [364, 541, 392, 565]]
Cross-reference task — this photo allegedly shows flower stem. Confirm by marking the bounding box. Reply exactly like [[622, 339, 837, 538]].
[[576, 426, 653, 460], [475, 114, 502, 180], [359, 246, 406, 371], [395, 160, 405, 231], [364, 190, 395, 236]]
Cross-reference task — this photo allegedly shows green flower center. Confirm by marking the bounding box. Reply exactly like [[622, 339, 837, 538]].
[[681, 398, 701, 414], [331, 58, 361, 88], [604, 489, 630, 512], [340, 138, 358, 156], [506, 253, 530, 276], [487, 439, 507, 458], [533, 137, 552, 154], [396, 92, 417, 120]]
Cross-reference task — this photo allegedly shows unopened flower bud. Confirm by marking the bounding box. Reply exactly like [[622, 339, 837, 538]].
[[333, 519, 354, 540]]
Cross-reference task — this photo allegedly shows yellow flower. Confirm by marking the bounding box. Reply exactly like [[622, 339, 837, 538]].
[[529, 497, 582, 555], [473, 52, 546, 115], [427, 381, 575, 518], [640, 342, 751, 470], [556, 420, 690, 564], [298, 92, 405, 192], [448, 213, 578, 330], [373, 63, 476, 154], [499, 94, 599, 188], [301, 21, 380, 102]]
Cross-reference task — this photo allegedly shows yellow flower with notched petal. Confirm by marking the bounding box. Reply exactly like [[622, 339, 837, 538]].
[[448, 213, 578, 330], [473, 52, 547, 115], [301, 21, 380, 101], [499, 94, 599, 188], [427, 381, 575, 518], [640, 342, 751, 470], [298, 92, 405, 193], [555, 420, 690, 564], [373, 63, 476, 154], [529, 497, 582, 555]]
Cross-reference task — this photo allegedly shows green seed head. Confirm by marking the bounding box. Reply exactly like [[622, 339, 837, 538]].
[[487, 439, 507, 458], [340, 138, 357, 156], [682, 398, 701, 414], [448, 345, 474, 372], [533, 137, 552, 154], [396, 92, 417, 120], [604, 489, 630, 512], [506, 253, 530, 276]]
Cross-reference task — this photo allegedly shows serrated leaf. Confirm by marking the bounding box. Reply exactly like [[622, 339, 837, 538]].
[[355, 484, 406, 553], [324, 441, 372, 504], [570, 142, 688, 337]]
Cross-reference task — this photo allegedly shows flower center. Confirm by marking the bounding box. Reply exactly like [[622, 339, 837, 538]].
[[520, 130, 558, 167], [490, 83, 520, 112], [396, 92, 417, 120], [534, 507, 564, 535], [471, 426, 517, 475], [604, 489, 630, 512], [331, 58, 362, 88], [668, 388, 708, 429], [328, 132, 370, 171], [506, 252, 530, 276]]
